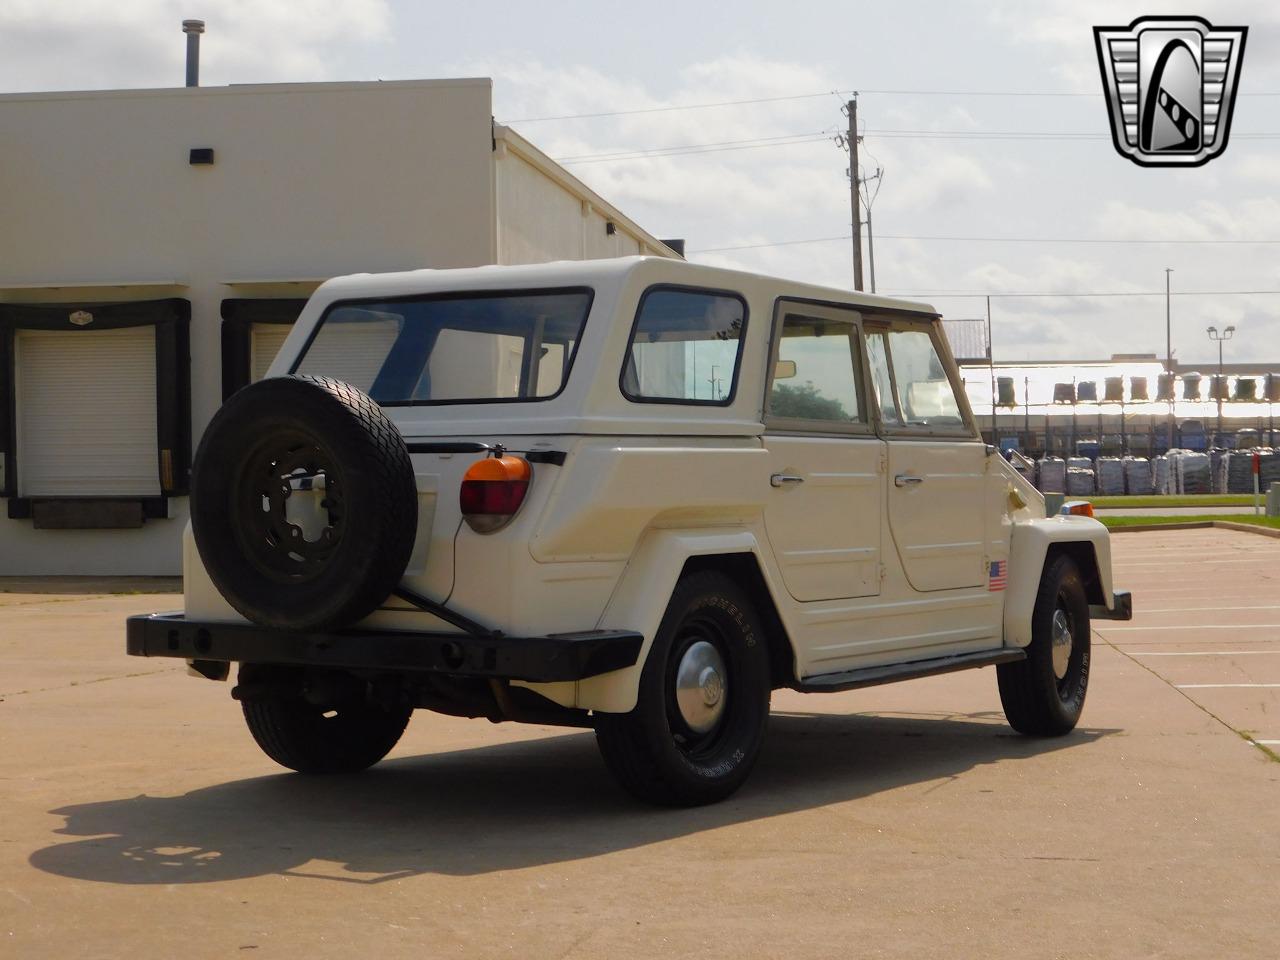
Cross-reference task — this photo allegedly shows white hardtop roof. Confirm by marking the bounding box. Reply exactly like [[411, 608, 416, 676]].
[[312, 257, 940, 317]]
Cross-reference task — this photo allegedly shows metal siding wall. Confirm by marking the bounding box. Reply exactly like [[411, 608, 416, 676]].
[[585, 210, 617, 260], [496, 152, 589, 265], [0, 81, 496, 574], [16, 327, 160, 496]]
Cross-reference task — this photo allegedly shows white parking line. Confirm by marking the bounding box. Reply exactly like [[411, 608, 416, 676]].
[[1106, 625, 1280, 631], [1176, 683, 1280, 689], [1117, 559, 1272, 567], [1138, 606, 1280, 613], [1131, 651, 1280, 656]]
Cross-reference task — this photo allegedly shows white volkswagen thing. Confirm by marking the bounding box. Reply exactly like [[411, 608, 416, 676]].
[[128, 257, 1132, 806]]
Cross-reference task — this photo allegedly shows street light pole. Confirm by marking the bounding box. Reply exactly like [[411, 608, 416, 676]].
[[987, 295, 996, 446], [1207, 325, 1235, 445], [1165, 268, 1174, 453]]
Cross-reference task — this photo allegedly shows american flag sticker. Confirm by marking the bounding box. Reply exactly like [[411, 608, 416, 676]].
[[988, 560, 1008, 592]]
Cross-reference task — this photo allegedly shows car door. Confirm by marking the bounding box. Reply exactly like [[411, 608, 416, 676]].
[[864, 319, 990, 593], [761, 302, 884, 602]]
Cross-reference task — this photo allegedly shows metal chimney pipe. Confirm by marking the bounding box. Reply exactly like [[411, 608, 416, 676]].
[[182, 19, 205, 87]]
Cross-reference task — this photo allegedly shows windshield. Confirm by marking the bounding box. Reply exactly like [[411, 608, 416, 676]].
[[293, 288, 593, 405]]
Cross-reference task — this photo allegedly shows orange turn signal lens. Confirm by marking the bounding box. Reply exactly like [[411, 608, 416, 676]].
[[460, 455, 531, 533], [1061, 500, 1094, 518]]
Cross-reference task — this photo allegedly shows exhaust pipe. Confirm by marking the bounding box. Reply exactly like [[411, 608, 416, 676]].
[[182, 19, 205, 87]]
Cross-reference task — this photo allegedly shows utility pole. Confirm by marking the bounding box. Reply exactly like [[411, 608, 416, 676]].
[[846, 97, 864, 291], [864, 201, 876, 294], [860, 167, 884, 294], [1165, 268, 1174, 453]]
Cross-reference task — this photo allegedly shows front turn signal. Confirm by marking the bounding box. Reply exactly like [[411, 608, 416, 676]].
[[1060, 500, 1095, 518], [460, 455, 532, 533]]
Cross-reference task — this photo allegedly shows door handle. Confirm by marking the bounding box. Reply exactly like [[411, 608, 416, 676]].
[[894, 474, 924, 487], [770, 474, 805, 487]]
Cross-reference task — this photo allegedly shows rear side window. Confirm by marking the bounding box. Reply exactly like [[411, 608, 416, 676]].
[[293, 288, 591, 405], [621, 287, 747, 405]]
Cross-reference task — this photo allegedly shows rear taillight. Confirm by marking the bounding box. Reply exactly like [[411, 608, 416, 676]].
[[460, 455, 532, 533]]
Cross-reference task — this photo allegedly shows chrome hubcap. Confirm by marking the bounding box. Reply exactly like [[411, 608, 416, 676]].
[[1051, 607, 1073, 680], [674, 640, 727, 734]]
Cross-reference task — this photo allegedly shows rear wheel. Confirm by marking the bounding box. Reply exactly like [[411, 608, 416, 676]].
[[594, 570, 772, 806], [239, 666, 412, 774], [997, 554, 1091, 736]]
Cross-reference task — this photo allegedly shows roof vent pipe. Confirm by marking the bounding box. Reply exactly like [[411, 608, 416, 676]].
[[182, 19, 205, 87]]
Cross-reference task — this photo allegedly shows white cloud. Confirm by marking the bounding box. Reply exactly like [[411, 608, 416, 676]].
[[1096, 197, 1280, 241], [0, 0, 391, 91]]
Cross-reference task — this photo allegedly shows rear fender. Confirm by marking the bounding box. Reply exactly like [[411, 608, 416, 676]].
[[573, 529, 779, 714], [1004, 517, 1116, 648]]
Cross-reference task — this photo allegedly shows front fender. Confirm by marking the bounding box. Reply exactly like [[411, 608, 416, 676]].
[[1004, 516, 1117, 648], [573, 528, 777, 714]]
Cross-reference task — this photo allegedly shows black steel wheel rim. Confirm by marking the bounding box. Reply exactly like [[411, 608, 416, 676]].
[[232, 428, 347, 583]]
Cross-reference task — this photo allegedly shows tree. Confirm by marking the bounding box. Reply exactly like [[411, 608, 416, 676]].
[[769, 381, 849, 421]]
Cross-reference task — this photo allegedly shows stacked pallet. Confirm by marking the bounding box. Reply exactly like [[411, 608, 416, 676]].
[[1153, 455, 1171, 495], [1037, 456, 1066, 493], [1172, 450, 1212, 494], [1122, 456, 1153, 495], [1096, 457, 1126, 495], [1066, 468, 1095, 496]]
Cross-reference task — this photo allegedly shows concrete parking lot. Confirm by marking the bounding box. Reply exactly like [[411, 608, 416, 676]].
[[2, 529, 1277, 959]]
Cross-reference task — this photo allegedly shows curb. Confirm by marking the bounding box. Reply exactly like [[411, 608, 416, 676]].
[[1108, 520, 1280, 539]]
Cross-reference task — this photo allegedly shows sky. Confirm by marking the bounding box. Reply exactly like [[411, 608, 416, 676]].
[[2, 0, 1279, 365]]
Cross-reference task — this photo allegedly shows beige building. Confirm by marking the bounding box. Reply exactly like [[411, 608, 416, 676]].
[[0, 78, 679, 575]]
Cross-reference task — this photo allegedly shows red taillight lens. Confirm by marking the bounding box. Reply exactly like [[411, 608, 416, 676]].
[[460, 455, 531, 533]]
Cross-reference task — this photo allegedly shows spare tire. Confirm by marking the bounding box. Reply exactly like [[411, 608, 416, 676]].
[[191, 375, 417, 631]]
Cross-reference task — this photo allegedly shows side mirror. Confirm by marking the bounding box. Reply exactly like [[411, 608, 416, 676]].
[[774, 359, 797, 380]]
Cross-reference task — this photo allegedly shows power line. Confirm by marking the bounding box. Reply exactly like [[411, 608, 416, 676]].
[[555, 130, 828, 161], [552, 127, 1280, 165], [879, 289, 1280, 299], [692, 234, 1280, 253], [503, 91, 836, 123], [503, 87, 1280, 123], [555, 131, 831, 164]]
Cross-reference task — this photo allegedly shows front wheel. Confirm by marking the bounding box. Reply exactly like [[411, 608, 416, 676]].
[[594, 570, 772, 806], [997, 554, 1091, 736]]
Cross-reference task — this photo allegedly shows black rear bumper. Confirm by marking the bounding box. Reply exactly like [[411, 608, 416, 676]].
[[126, 612, 643, 683]]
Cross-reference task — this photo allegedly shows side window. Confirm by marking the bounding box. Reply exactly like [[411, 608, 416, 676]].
[[768, 313, 864, 425], [865, 331, 901, 426], [622, 287, 746, 404], [886, 328, 965, 427]]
